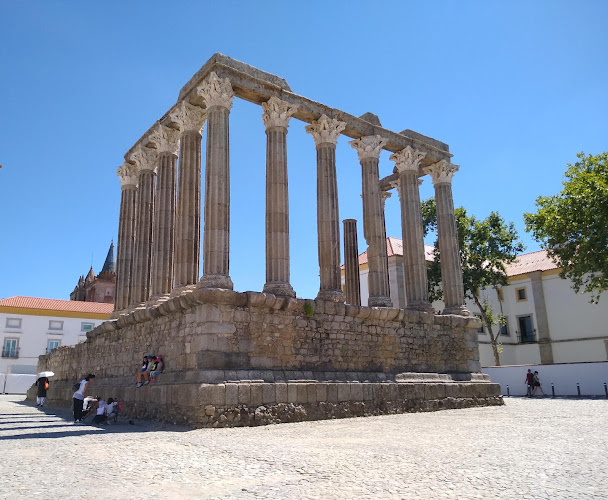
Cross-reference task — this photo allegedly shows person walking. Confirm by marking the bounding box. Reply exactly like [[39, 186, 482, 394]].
[[73, 374, 95, 423], [532, 371, 546, 396], [35, 376, 49, 407], [525, 369, 534, 397]]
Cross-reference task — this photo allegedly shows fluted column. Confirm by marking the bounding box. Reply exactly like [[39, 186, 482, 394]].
[[197, 72, 233, 289], [425, 160, 468, 315], [390, 146, 432, 311], [350, 135, 392, 307], [306, 115, 346, 302], [262, 97, 298, 297], [129, 145, 158, 305], [149, 124, 180, 299], [170, 102, 206, 288], [343, 219, 361, 306], [114, 162, 138, 312]]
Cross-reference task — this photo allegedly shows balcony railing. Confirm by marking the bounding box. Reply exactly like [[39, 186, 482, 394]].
[[516, 330, 537, 343], [1, 348, 19, 358]]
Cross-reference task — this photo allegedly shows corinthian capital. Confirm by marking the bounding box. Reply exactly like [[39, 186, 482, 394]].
[[116, 162, 138, 188], [349, 135, 387, 161], [129, 145, 158, 173], [262, 96, 298, 129], [305, 114, 347, 146], [196, 72, 234, 110], [170, 101, 206, 134], [150, 123, 180, 155], [425, 160, 459, 185], [390, 146, 426, 173]]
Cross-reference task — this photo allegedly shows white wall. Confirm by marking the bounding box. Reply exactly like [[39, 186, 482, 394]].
[[483, 362, 608, 396], [0, 373, 37, 394]]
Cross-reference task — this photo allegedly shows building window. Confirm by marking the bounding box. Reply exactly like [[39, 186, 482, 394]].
[[6, 318, 22, 329], [515, 287, 527, 301], [81, 322, 95, 332], [475, 315, 485, 334], [517, 315, 536, 343], [2, 338, 18, 358], [500, 319, 509, 336], [47, 340, 60, 353], [496, 288, 504, 302], [49, 320, 64, 330]]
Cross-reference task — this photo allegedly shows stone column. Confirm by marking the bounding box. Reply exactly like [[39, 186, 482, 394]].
[[530, 271, 554, 364], [129, 145, 158, 305], [114, 162, 138, 312], [343, 219, 361, 306], [197, 72, 234, 289], [149, 124, 180, 300], [425, 160, 468, 315], [261, 97, 298, 297], [306, 115, 347, 302], [170, 101, 206, 289], [390, 146, 432, 311], [350, 135, 392, 307]]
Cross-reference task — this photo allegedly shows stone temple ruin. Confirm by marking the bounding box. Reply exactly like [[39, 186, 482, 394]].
[[32, 54, 502, 426]]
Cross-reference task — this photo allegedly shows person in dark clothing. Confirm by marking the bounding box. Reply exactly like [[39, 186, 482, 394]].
[[73, 374, 95, 423], [525, 369, 534, 397], [36, 376, 49, 407]]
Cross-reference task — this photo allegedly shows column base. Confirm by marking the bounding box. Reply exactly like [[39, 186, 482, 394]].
[[368, 296, 393, 308], [198, 274, 234, 290], [406, 300, 434, 313], [316, 289, 346, 303], [263, 282, 296, 298], [147, 294, 171, 306], [170, 284, 198, 297], [442, 305, 470, 316]]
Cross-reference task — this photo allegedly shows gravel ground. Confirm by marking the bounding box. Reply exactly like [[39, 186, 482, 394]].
[[0, 395, 606, 499]]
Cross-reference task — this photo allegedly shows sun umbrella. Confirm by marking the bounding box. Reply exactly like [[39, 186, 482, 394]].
[[38, 371, 55, 377]]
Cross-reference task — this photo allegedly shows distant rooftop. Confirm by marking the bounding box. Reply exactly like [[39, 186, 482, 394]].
[[0, 296, 114, 315]]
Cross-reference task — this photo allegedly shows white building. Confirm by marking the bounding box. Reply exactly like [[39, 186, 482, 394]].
[[0, 296, 112, 393], [349, 239, 608, 368]]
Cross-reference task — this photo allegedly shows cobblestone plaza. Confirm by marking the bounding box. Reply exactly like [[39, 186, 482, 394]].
[[1, 395, 606, 499]]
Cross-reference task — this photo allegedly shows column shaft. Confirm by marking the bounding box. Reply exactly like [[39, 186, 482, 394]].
[[435, 182, 466, 313], [175, 131, 201, 287], [399, 171, 431, 310], [361, 157, 392, 307], [200, 106, 233, 289], [115, 186, 136, 310], [263, 127, 295, 297], [150, 153, 177, 297], [316, 143, 344, 302], [343, 219, 361, 306], [131, 170, 155, 304]]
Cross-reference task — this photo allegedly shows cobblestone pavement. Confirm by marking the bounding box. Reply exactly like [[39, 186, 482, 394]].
[[0, 395, 606, 499]]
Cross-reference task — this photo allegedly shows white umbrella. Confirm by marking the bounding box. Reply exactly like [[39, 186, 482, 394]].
[[38, 371, 55, 377]]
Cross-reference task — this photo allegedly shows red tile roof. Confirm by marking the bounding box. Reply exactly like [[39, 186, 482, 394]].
[[0, 296, 114, 314], [351, 238, 559, 277], [504, 249, 559, 277]]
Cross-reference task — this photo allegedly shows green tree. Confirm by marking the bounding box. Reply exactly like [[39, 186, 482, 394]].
[[524, 152, 608, 302], [422, 198, 525, 366]]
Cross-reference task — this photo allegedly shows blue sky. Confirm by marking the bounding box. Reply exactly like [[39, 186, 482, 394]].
[[1, 1, 607, 301]]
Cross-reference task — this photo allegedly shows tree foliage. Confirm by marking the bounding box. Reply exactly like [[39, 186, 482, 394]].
[[422, 198, 525, 365], [524, 152, 608, 302]]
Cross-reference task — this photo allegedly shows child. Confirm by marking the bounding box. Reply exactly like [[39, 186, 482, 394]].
[[149, 355, 164, 383]]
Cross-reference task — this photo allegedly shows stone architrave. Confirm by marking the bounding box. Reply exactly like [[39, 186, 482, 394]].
[[196, 72, 234, 290], [170, 101, 206, 289], [343, 219, 361, 306], [148, 124, 180, 299], [425, 160, 468, 315], [261, 97, 298, 297], [390, 146, 432, 311], [350, 135, 392, 307], [114, 162, 138, 312], [129, 145, 158, 305], [306, 115, 347, 302]]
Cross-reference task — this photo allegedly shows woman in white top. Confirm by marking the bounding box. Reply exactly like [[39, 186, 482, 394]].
[[73, 374, 95, 423]]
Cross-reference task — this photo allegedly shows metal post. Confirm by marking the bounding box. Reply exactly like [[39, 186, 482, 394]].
[[551, 383, 555, 398], [576, 383, 581, 396], [506, 385, 510, 397], [604, 383, 607, 397]]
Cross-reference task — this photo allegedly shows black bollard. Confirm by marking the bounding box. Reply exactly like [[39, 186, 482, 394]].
[[577, 383, 581, 396], [551, 383, 555, 398], [506, 385, 510, 397], [604, 383, 607, 397]]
